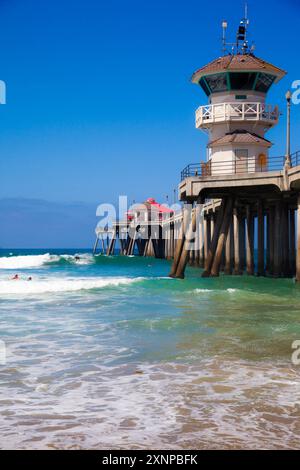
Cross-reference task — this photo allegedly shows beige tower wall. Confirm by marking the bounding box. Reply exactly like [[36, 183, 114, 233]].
[[210, 90, 266, 105], [209, 144, 270, 175]]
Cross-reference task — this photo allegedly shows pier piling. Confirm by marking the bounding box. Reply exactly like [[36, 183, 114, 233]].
[[296, 195, 300, 282], [257, 201, 265, 276], [93, 190, 300, 282], [210, 197, 233, 277]]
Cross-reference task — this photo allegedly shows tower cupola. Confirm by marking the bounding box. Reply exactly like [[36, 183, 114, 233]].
[[192, 53, 286, 98], [191, 12, 286, 175]]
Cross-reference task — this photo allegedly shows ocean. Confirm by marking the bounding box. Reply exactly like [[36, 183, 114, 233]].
[[0, 249, 300, 449]]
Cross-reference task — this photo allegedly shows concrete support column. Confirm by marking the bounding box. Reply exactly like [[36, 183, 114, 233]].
[[100, 236, 105, 254], [257, 200, 265, 276], [93, 236, 99, 255], [268, 206, 275, 275], [203, 216, 209, 270], [188, 207, 196, 266], [162, 227, 167, 259], [207, 215, 212, 251], [210, 214, 215, 243], [188, 248, 193, 266], [173, 222, 178, 255], [175, 206, 198, 279], [246, 205, 254, 275], [289, 208, 296, 276], [194, 216, 199, 267], [164, 226, 169, 259], [266, 212, 270, 273], [119, 238, 125, 255], [239, 216, 246, 274], [194, 205, 202, 267], [168, 226, 172, 259], [149, 240, 155, 257], [193, 203, 202, 266], [233, 207, 240, 275], [188, 219, 194, 266], [296, 195, 300, 282], [211, 197, 233, 277], [282, 203, 290, 276], [220, 244, 226, 272], [199, 215, 204, 268], [202, 198, 227, 277], [169, 206, 189, 277], [165, 223, 172, 259], [225, 220, 233, 274], [169, 224, 174, 259], [274, 201, 282, 278], [172, 223, 175, 259]]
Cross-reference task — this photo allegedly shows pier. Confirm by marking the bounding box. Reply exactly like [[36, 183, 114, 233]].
[[94, 159, 300, 281], [93, 15, 300, 282], [169, 15, 300, 281]]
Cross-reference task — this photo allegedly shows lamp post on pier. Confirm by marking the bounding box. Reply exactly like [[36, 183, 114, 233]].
[[173, 188, 177, 205], [285, 90, 292, 169]]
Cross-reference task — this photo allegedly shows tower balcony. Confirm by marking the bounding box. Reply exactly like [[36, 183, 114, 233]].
[[195, 102, 279, 129]]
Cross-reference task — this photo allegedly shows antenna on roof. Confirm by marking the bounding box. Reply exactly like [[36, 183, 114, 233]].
[[221, 3, 253, 55], [222, 20, 228, 55], [237, 2, 250, 54]]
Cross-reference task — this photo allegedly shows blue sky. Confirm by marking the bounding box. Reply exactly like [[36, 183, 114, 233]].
[[0, 0, 299, 247]]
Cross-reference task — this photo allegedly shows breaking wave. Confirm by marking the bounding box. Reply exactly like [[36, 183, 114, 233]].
[[0, 253, 94, 269], [0, 276, 144, 295]]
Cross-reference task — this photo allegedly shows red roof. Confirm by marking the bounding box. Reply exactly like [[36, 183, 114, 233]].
[[208, 130, 272, 148], [145, 198, 173, 214], [191, 53, 286, 84]]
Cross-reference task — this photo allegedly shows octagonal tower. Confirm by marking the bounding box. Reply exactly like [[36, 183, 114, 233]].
[[191, 28, 286, 175]]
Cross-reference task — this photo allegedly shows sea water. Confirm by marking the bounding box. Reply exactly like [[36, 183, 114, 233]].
[[0, 249, 300, 449]]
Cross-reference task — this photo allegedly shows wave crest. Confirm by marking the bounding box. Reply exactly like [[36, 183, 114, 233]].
[[0, 276, 142, 295], [0, 253, 94, 269]]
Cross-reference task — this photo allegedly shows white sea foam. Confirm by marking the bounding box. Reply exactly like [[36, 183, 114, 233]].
[[194, 288, 238, 294], [0, 253, 94, 269], [1, 359, 299, 449], [0, 253, 55, 269], [0, 276, 142, 295], [194, 288, 214, 293]]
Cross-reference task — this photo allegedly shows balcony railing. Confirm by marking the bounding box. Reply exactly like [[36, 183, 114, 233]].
[[180, 155, 288, 181], [195, 102, 279, 128], [291, 151, 300, 168]]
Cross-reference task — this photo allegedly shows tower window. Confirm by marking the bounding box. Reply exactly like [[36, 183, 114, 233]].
[[229, 72, 256, 90], [254, 73, 275, 93], [204, 73, 228, 93], [199, 77, 210, 96]]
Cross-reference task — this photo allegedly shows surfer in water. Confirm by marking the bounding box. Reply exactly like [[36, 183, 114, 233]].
[[11, 274, 32, 281]]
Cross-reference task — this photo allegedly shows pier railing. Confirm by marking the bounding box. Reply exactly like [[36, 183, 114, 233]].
[[195, 102, 279, 129], [291, 151, 300, 167], [181, 155, 286, 180]]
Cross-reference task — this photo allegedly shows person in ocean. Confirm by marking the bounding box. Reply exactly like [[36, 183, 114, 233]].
[[75, 256, 80, 261], [27, 277, 32, 281], [11, 274, 19, 280]]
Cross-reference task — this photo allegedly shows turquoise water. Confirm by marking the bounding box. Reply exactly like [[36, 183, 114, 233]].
[[0, 249, 300, 449]]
